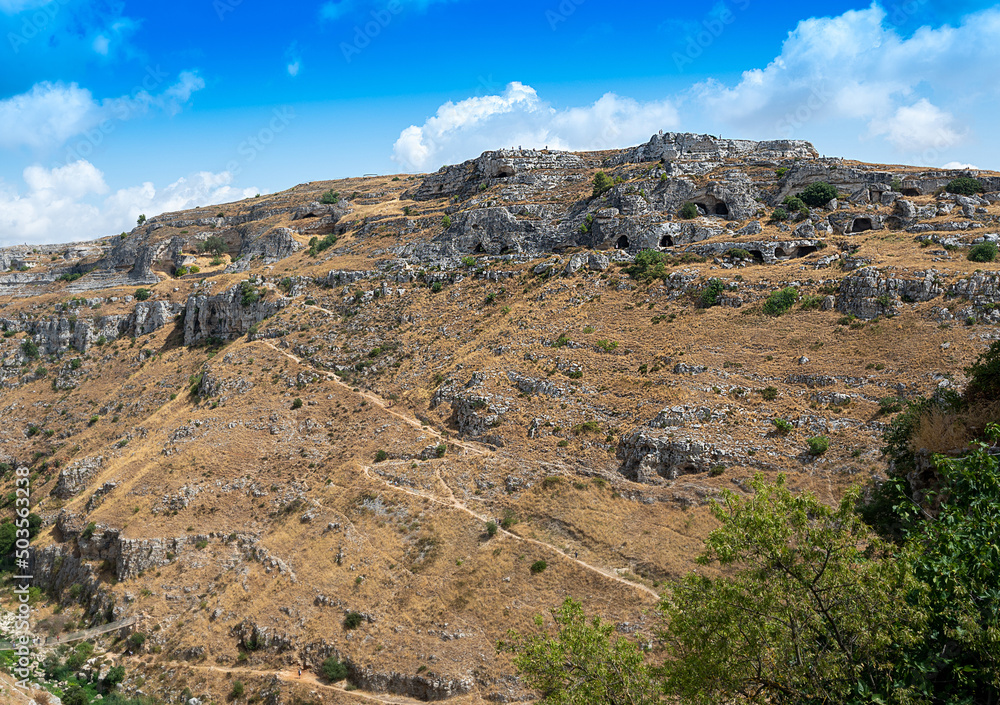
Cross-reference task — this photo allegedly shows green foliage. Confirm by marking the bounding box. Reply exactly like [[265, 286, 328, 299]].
[[799, 181, 838, 207], [592, 171, 614, 198], [81, 522, 97, 539], [461, 255, 477, 267], [374, 450, 388, 463], [21, 338, 39, 359], [782, 194, 808, 213], [770, 207, 789, 222], [760, 386, 778, 401], [659, 474, 924, 705], [762, 287, 798, 315], [594, 339, 618, 352], [174, 265, 189, 277], [134, 288, 151, 301], [772, 417, 793, 434], [530, 560, 547, 574], [624, 249, 668, 282], [945, 176, 984, 195], [201, 234, 227, 256], [775, 167, 789, 178], [965, 339, 1000, 404], [239, 281, 261, 306], [968, 241, 997, 263], [878, 396, 905, 415], [552, 333, 571, 348], [441, 214, 452, 228], [679, 202, 698, 219], [231, 680, 245, 698], [498, 597, 659, 705], [430, 281, 443, 293], [136, 214, 146, 225], [57, 272, 83, 282], [501, 510, 519, 529], [806, 435, 830, 455], [291, 398, 303, 410], [344, 611, 364, 629], [308, 233, 338, 256], [62, 685, 90, 705], [486, 520, 498, 537], [319, 189, 341, 204], [128, 632, 146, 648], [435, 443, 447, 458], [726, 247, 752, 261], [699, 278, 725, 308], [322, 656, 349, 682]]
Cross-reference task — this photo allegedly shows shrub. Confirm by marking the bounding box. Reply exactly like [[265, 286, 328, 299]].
[[965, 340, 1000, 404], [486, 520, 498, 537], [435, 443, 447, 458], [595, 339, 619, 352], [57, 272, 82, 282], [807, 435, 830, 455], [195, 540, 208, 550], [374, 450, 388, 463], [773, 418, 793, 435], [430, 281, 443, 293], [230, 680, 245, 698], [762, 287, 799, 316], [441, 215, 452, 228], [572, 421, 602, 435], [699, 278, 725, 308], [624, 249, 668, 282], [239, 281, 261, 306], [775, 167, 789, 178], [136, 214, 146, 225], [175, 266, 189, 277], [878, 397, 906, 415], [679, 202, 698, 219], [320, 189, 340, 204], [134, 288, 151, 301], [769, 207, 789, 222], [799, 181, 838, 207], [21, 339, 39, 359], [501, 510, 518, 529], [128, 632, 146, 648], [88, 414, 100, 425], [291, 398, 303, 410], [322, 657, 349, 682], [461, 255, 476, 267], [70, 358, 82, 370], [344, 612, 364, 629], [592, 171, 614, 198], [782, 195, 808, 213], [761, 386, 779, 401], [530, 560, 547, 574], [945, 176, 984, 195], [726, 248, 752, 261], [968, 241, 997, 263]]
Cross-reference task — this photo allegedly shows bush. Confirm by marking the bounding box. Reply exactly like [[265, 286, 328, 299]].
[[435, 443, 447, 458], [21, 339, 39, 359], [134, 288, 151, 301], [322, 656, 349, 682], [799, 181, 838, 207], [320, 189, 340, 204], [175, 266, 189, 277], [486, 520, 498, 537], [292, 398, 303, 410], [344, 612, 364, 629], [773, 418, 793, 435], [57, 272, 82, 282], [460, 256, 476, 267], [761, 386, 778, 401], [965, 340, 1000, 404], [592, 171, 614, 198], [679, 202, 698, 219], [231, 680, 245, 698], [624, 249, 668, 282], [782, 195, 808, 213], [769, 207, 789, 222], [699, 278, 725, 308], [239, 281, 261, 306], [807, 435, 830, 455], [968, 241, 997, 263], [595, 339, 619, 352], [530, 560, 547, 574], [128, 632, 146, 648], [136, 214, 146, 225], [726, 248, 752, 261], [762, 287, 799, 316], [441, 214, 452, 228], [945, 176, 984, 195], [374, 450, 388, 463]]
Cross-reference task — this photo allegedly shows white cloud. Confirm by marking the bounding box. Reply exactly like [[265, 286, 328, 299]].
[[690, 2, 1000, 157], [0, 161, 259, 246], [392, 82, 679, 171], [0, 73, 206, 151], [0, 0, 46, 13], [320, 0, 454, 21], [92, 35, 110, 55], [941, 161, 980, 170], [287, 62, 300, 77], [285, 42, 303, 78]]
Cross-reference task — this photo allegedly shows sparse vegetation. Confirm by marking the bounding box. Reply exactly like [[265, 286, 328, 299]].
[[679, 202, 698, 219], [799, 181, 838, 207], [762, 287, 798, 315], [320, 189, 341, 204], [968, 241, 997, 263], [945, 176, 984, 195], [592, 171, 614, 198]]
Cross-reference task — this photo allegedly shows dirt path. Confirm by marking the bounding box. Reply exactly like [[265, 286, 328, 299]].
[[364, 463, 660, 600], [160, 662, 424, 704], [263, 341, 487, 457]]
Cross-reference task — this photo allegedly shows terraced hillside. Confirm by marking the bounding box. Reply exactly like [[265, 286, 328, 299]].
[[1, 132, 998, 704]]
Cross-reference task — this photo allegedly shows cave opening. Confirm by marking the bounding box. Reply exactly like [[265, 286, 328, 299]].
[[851, 217, 873, 233], [616, 235, 630, 250], [715, 202, 729, 216], [659, 235, 674, 248]]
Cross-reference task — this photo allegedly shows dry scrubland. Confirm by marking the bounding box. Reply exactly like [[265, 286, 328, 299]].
[[0, 133, 998, 703]]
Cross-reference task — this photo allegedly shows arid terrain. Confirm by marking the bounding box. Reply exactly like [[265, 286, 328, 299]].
[[1, 132, 999, 704]]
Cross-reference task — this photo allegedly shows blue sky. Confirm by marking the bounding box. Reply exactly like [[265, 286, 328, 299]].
[[1, 0, 999, 244]]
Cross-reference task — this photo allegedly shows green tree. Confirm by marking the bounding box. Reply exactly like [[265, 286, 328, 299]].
[[659, 474, 924, 704], [945, 176, 984, 195], [799, 182, 838, 207], [624, 249, 668, 282], [498, 598, 659, 705], [0, 521, 16, 557], [322, 657, 349, 682], [21, 339, 39, 359], [762, 287, 798, 315], [320, 189, 340, 204], [134, 288, 151, 301], [964, 339, 1000, 404], [968, 241, 997, 263], [201, 235, 227, 256], [136, 214, 146, 226], [679, 202, 698, 219], [592, 171, 614, 198]]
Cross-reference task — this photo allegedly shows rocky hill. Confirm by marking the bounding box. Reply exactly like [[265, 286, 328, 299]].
[[1, 131, 999, 704]]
